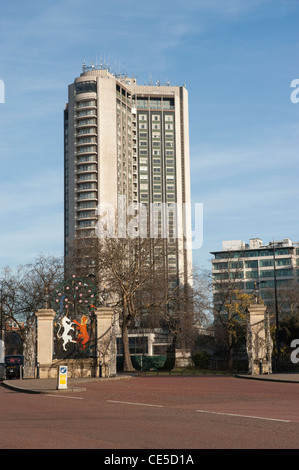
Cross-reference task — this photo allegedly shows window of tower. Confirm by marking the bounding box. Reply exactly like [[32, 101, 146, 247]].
[[75, 81, 97, 94]]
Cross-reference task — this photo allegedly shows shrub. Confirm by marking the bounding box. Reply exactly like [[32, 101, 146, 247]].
[[192, 351, 210, 369]]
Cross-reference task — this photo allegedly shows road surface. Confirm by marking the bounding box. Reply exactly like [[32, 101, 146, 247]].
[[1, 375, 299, 450]]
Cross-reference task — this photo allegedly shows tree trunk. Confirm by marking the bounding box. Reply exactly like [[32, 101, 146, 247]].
[[122, 318, 135, 372], [23, 325, 36, 378], [227, 331, 234, 371]]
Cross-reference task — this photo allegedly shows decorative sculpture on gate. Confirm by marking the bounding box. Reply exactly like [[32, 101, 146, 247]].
[[73, 315, 90, 350], [53, 275, 97, 358], [57, 316, 76, 351]]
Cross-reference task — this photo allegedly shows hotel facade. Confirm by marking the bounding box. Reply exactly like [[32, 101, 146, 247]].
[[64, 64, 193, 284]]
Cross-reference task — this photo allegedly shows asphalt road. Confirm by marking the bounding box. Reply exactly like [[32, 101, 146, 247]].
[[1, 375, 299, 451]]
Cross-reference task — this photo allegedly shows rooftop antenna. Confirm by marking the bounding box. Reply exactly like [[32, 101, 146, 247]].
[[99, 50, 103, 69]]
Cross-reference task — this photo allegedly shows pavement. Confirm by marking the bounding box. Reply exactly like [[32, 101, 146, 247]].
[[1, 372, 299, 394], [0, 374, 132, 394], [235, 372, 299, 383]]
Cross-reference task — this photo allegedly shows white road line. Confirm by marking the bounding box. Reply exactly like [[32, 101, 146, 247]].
[[46, 394, 84, 399], [106, 400, 290, 422], [107, 400, 164, 408], [197, 409, 290, 423]]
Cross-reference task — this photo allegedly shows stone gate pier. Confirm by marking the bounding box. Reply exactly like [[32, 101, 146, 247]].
[[246, 302, 272, 375]]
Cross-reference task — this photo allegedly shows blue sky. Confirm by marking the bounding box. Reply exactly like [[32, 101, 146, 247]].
[[0, 0, 298, 271]]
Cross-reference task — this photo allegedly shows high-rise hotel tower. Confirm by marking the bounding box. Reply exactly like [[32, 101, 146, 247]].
[[64, 64, 192, 283]]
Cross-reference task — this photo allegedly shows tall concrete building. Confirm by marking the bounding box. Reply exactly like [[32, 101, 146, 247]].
[[64, 63, 193, 283]]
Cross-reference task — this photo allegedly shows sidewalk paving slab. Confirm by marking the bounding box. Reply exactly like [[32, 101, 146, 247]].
[[0, 375, 132, 394], [2, 372, 299, 394], [234, 373, 299, 383]]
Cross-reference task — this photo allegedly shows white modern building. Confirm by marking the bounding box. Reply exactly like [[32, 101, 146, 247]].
[[211, 238, 299, 305], [64, 63, 192, 284]]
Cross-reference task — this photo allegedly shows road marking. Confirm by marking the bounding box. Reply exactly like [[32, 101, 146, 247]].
[[46, 394, 84, 400], [107, 400, 164, 408], [106, 400, 290, 422], [197, 409, 290, 423]]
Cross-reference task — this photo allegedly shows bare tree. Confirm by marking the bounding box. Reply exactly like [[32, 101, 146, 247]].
[[1, 254, 64, 355], [209, 255, 255, 370], [274, 283, 299, 356], [67, 236, 207, 371]]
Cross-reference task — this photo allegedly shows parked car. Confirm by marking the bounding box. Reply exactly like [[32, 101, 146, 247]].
[[0, 363, 5, 380], [5, 355, 24, 379]]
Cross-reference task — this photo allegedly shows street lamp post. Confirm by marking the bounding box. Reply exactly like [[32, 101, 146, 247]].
[[0, 282, 7, 365], [272, 242, 280, 372], [87, 274, 109, 378], [100, 288, 108, 307], [97, 288, 108, 378], [253, 280, 267, 303]]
